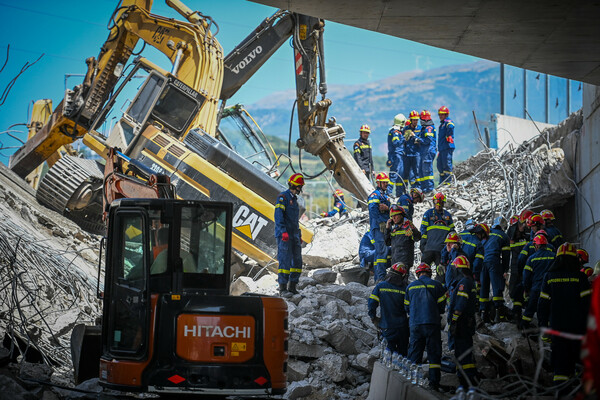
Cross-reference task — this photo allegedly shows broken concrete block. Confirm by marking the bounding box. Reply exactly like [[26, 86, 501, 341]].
[[309, 269, 337, 284], [230, 276, 255, 296], [288, 340, 327, 359], [288, 360, 310, 382], [317, 286, 352, 304], [285, 380, 314, 399], [352, 352, 376, 373], [323, 320, 357, 355], [303, 224, 359, 268], [323, 301, 348, 320], [318, 353, 348, 382]]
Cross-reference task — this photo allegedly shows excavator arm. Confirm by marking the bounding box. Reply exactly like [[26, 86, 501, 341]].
[[221, 11, 374, 203]]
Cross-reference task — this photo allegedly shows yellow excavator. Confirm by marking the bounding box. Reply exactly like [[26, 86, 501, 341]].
[[9, 0, 373, 267]]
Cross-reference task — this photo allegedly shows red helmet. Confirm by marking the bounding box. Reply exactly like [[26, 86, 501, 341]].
[[334, 189, 344, 198], [577, 248, 590, 264], [433, 192, 446, 203], [581, 266, 594, 277], [536, 229, 548, 238], [556, 242, 578, 257], [438, 106, 450, 115], [509, 214, 519, 225], [359, 124, 371, 133], [519, 209, 534, 224], [415, 263, 432, 275], [420, 110, 432, 121], [376, 172, 390, 183], [445, 232, 461, 244], [533, 234, 548, 245], [410, 188, 424, 202], [452, 255, 470, 269], [477, 223, 490, 237], [409, 110, 420, 120], [391, 262, 408, 275], [404, 120, 411, 126], [389, 204, 406, 217], [527, 214, 545, 227], [288, 173, 305, 187], [540, 209, 555, 221]]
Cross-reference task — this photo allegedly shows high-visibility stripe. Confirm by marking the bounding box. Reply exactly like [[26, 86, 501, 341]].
[[581, 289, 591, 297], [278, 269, 290, 274], [422, 221, 430, 226], [452, 313, 459, 321], [522, 315, 532, 321], [553, 375, 569, 381], [511, 240, 527, 248], [540, 292, 551, 300], [461, 364, 476, 369], [524, 265, 533, 271], [437, 295, 446, 303], [479, 298, 490, 303], [368, 199, 380, 204], [370, 294, 380, 301], [476, 254, 484, 259], [492, 296, 503, 301], [404, 299, 410, 305], [429, 364, 441, 369], [275, 204, 286, 210], [381, 288, 402, 293], [502, 246, 510, 251], [532, 256, 555, 262], [513, 301, 523, 306], [290, 268, 302, 273], [457, 292, 469, 298]]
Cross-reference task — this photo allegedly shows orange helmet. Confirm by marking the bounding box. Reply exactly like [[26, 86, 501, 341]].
[[533, 234, 548, 245], [409, 110, 420, 120], [288, 173, 305, 187], [410, 188, 424, 202], [433, 192, 446, 203], [577, 248, 590, 264], [509, 214, 519, 225], [476, 223, 490, 238], [556, 242, 578, 257], [420, 110, 432, 121], [359, 124, 371, 133], [452, 255, 470, 269], [376, 172, 390, 183], [334, 189, 344, 198], [391, 262, 408, 275], [581, 266, 594, 277], [540, 209, 555, 221], [445, 232, 461, 244], [415, 263, 432, 275], [527, 214, 545, 227], [389, 204, 406, 217], [519, 209, 534, 224], [438, 106, 450, 115]]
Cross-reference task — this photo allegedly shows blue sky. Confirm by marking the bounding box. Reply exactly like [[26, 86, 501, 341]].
[[0, 0, 479, 162]]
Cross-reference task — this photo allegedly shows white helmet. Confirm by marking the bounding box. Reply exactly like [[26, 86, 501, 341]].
[[393, 113, 406, 126]]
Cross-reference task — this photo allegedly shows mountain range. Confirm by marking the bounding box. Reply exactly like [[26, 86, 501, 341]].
[[244, 60, 501, 163]]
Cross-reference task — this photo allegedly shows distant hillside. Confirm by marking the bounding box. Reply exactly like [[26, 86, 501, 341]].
[[247, 60, 500, 163]]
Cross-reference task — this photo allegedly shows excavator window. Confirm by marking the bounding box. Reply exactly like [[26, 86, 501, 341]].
[[151, 86, 200, 134], [218, 110, 273, 170]]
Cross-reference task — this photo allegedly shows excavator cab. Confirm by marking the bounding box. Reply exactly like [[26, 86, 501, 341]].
[[73, 198, 288, 395]]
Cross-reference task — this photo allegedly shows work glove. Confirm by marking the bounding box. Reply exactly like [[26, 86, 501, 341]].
[[371, 316, 381, 329], [386, 159, 392, 167], [446, 136, 454, 144], [436, 264, 445, 276], [281, 232, 289, 242], [320, 212, 328, 218]]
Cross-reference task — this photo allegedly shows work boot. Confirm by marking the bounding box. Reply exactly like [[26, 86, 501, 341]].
[[288, 281, 299, 295], [511, 306, 522, 323], [480, 310, 491, 324], [494, 305, 509, 323], [279, 283, 292, 298]]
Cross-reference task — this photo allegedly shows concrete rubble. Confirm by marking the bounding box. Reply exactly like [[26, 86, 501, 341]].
[[0, 111, 583, 399]]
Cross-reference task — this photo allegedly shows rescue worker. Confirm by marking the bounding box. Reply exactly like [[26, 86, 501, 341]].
[[368, 173, 391, 283], [397, 187, 425, 221], [418, 110, 436, 194], [527, 213, 545, 239], [420, 192, 455, 283], [441, 232, 468, 294], [577, 248, 594, 280], [521, 234, 555, 329], [458, 224, 485, 282], [368, 262, 410, 355], [540, 209, 564, 248], [437, 106, 455, 185], [387, 114, 407, 198], [320, 189, 348, 218], [404, 263, 447, 392], [275, 173, 305, 297], [359, 229, 376, 270], [402, 111, 422, 189], [353, 124, 374, 180], [507, 210, 533, 322], [385, 204, 421, 269], [538, 243, 591, 395], [448, 255, 478, 388], [479, 217, 511, 323]]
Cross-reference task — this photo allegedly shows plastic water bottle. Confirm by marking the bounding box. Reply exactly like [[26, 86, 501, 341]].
[[415, 365, 423, 385], [419, 367, 429, 388], [466, 387, 477, 400], [380, 338, 388, 360], [410, 363, 418, 384], [404, 358, 411, 377], [455, 386, 466, 400], [383, 348, 392, 368], [392, 352, 400, 370]]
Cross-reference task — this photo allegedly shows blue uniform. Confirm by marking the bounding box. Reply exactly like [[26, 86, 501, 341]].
[[402, 125, 421, 189], [521, 247, 555, 324], [418, 120, 436, 193], [369, 280, 409, 355], [479, 227, 510, 310], [448, 275, 478, 384], [324, 199, 347, 217], [397, 194, 414, 221], [544, 225, 564, 248], [442, 247, 468, 293], [404, 275, 447, 385], [387, 125, 406, 197], [458, 230, 485, 277], [385, 220, 421, 269], [420, 208, 454, 276], [353, 136, 373, 178], [437, 117, 455, 185], [359, 230, 375, 268], [274, 189, 302, 285], [368, 187, 391, 282]]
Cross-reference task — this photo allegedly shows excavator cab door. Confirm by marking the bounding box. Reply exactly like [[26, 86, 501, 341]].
[[103, 208, 151, 359]]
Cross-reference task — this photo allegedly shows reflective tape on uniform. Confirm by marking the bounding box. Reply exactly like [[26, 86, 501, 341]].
[[476, 254, 484, 259], [275, 204, 286, 210], [370, 294, 380, 302], [492, 296, 504, 301], [437, 295, 446, 303], [581, 289, 591, 297], [278, 268, 290, 274], [429, 364, 441, 369], [290, 268, 302, 273], [540, 292, 551, 300], [457, 291, 469, 298], [461, 364, 476, 370], [368, 199, 381, 204]]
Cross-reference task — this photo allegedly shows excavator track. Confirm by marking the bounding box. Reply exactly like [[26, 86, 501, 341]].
[[36, 155, 105, 234]]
